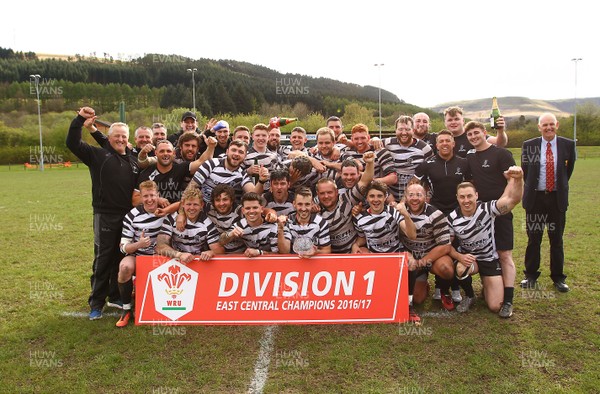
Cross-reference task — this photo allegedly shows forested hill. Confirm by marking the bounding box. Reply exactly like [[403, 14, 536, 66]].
[[0, 48, 401, 115]]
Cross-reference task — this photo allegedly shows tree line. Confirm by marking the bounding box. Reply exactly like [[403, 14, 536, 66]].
[[0, 49, 401, 116]]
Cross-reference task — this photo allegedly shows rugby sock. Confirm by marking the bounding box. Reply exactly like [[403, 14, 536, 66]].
[[503, 287, 514, 304], [450, 276, 460, 291], [434, 274, 441, 290], [459, 276, 475, 298], [438, 277, 451, 296], [408, 271, 418, 296], [409, 295, 413, 306], [118, 279, 133, 309]]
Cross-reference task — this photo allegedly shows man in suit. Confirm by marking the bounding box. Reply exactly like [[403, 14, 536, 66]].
[[520, 113, 576, 292]]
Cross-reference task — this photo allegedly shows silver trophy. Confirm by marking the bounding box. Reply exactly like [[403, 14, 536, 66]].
[[293, 236, 315, 256]]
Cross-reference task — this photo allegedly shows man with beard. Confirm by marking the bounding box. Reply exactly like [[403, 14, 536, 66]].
[[310, 127, 342, 177], [136, 138, 216, 214], [412, 112, 437, 153], [351, 181, 418, 321], [400, 182, 455, 311], [316, 151, 374, 254], [448, 167, 523, 315], [337, 159, 363, 197], [156, 187, 224, 262], [277, 187, 331, 258], [188, 140, 267, 205], [341, 123, 397, 195], [213, 120, 231, 158], [151, 122, 168, 146], [66, 107, 139, 320], [267, 126, 282, 152], [443, 106, 507, 158], [464, 121, 517, 318], [175, 133, 200, 163], [372, 116, 433, 201], [115, 180, 165, 327], [267, 126, 291, 167], [292, 128, 341, 191], [220, 193, 279, 257], [207, 184, 245, 254]]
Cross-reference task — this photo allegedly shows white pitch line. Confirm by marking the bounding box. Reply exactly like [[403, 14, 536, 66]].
[[248, 325, 278, 394], [60, 311, 121, 318], [419, 311, 458, 318]]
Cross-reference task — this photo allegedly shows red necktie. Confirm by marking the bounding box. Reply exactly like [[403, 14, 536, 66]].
[[546, 142, 554, 192]]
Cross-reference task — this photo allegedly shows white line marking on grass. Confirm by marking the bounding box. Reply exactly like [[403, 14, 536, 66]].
[[248, 325, 278, 394], [419, 311, 458, 318], [60, 311, 121, 318]]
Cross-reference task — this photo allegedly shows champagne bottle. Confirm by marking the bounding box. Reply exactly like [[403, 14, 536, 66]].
[[490, 97, 501, 130], [269, 117, 298, 129]]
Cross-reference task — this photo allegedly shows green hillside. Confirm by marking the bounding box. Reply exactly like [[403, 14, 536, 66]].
[[0, 47, 401, 116]]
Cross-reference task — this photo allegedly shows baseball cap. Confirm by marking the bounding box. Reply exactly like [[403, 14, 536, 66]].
[[213, 120, 230, 132], [181, 111, 197, 121]]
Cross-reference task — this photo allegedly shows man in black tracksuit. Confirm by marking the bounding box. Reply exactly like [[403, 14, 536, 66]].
[[66, 107, 139, 320]]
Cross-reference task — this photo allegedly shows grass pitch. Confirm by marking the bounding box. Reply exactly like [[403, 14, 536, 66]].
[[0, 150, 599, 393]]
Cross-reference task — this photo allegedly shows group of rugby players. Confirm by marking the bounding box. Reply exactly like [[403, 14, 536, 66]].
[[67, 105, 526, 327]]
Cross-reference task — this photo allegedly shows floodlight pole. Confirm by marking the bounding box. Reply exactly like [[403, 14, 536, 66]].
[[187, 68, 198, 112], [30, 74, 44, 171]]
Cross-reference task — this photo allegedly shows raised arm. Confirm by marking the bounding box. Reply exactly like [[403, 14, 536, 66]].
[[396, 201, 417, 240], [488, 116, 508, 147], [190, 136, 217, 174], [137, 143, 157, 169], [496, 165, 524, 214], [357, 151, 375, 190], [82, 115, 110, 148], [66, 107, 97, 163], [277, 215, 291, 254]]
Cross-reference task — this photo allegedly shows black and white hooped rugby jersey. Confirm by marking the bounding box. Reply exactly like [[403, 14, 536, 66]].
[[121, 205, 165, 256], [263, 190, 296, 216], [381, 137, 433, 201], [341, 147, 396, 184], [192, 158, 252, 204], [229, 217, 279, 253], [353, 205, 405, 253], [283, 213, 331, 253], [400, 203, 450, 259], [308, 151, 339, 183], [448, 201, 500, 262], [160, 212, 220, 255], [242, 148, 279, 172], [206, 205, 245, 254], [320, 184, 364, 254]]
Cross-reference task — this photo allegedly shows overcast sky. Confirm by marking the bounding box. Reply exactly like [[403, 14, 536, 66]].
[[2, 0, 597, 108]]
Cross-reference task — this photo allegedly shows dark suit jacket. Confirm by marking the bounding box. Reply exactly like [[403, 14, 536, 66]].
[[521, 136, 576, 212]]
